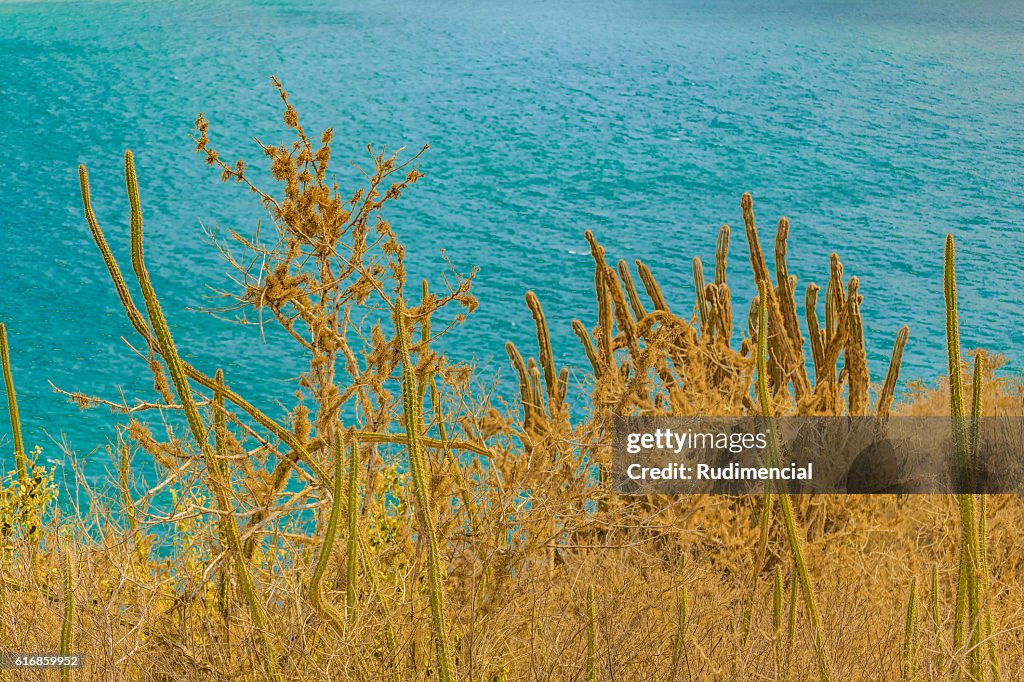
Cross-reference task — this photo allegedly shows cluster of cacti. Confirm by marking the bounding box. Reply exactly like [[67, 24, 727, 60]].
[[570, 227, 750, 423], [506, 290, 571, 451], [551, 193, 912, 436], [1, 81, 1022, 680]]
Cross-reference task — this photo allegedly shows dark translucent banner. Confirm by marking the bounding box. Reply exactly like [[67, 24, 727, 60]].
[[612, 416, 1024, 494]]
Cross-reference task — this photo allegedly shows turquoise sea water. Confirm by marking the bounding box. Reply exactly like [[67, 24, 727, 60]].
[[0, 0, 1022, 477]]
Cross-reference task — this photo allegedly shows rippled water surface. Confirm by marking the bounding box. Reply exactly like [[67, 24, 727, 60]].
[[1, 0, 1022, 472]]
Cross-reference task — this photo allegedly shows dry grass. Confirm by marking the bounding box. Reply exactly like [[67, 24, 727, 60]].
[[0, 80, 1022, 681]]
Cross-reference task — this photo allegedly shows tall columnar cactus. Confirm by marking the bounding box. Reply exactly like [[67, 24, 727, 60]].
[[825, 253, 845, 342], [0, 324, 26, 487], [773, 217, 806, 378], [813, 273, 851, 414], [693, 257, 710, 328], [123, 152, 284, 682], [506, 342, 537, 433], [713, 224, 733, 343], [309, 431, 347, 637], [78, 164, 329, 487], [634, 259, 670, 313], [901, 577, 919, 682], [971, 354, 999, 680], [877, 326, 911, 418], [617, 260, 647, 321], [585, 231, 614, 369], [394, 296, 454, 682], [715, 283, 733, 344], [715, 224, 730, 287], [931, 564, 946, 676], [525, 291, 563, 420], [805, 284, 826, 379], [969, 353, 983, 479], [603, 265, 639, 354], [528, 359, 545, 425], [844, 278, 870, 416], [742, 193, 808, 399], [345, 433, 360, 621], [571, 320, 602, 379], [756, 279, 831, 682], [944, 234, 984, 681]]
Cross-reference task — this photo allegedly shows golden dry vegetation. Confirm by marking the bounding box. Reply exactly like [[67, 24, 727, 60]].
[[0, 81, 1021, 681]]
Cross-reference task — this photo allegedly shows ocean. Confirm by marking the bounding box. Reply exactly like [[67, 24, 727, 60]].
[[1, 0, 1022, 478]]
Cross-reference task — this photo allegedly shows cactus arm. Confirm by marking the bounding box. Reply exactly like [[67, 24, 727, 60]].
[[123, 152, 284, 682], [0, 324, 26, 486]]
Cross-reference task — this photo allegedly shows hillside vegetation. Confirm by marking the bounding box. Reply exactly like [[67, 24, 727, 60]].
[[1, 81, 1021, 681]]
